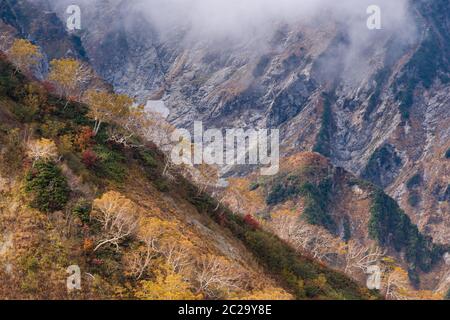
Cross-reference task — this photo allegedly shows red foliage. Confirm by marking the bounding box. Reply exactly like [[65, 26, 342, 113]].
[[91, 258, 103, 266], [243, 214, 260, 230], [81, 149, 98, 168], [42, 81, 56, 94], [76, 126, 95, 151]]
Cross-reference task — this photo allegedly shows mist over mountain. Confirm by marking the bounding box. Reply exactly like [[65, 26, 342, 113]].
[[0, 0, 449, 300], [30, 0, 449, 246], [48, 0, 417, 83]]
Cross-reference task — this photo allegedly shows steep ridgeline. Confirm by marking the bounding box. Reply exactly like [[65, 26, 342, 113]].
[[222, 152, 449, 298], [35, 0, 449, 248], [0, 0, 87, 62], [0, 51, 375, 299], [1, 0, 448, 299]]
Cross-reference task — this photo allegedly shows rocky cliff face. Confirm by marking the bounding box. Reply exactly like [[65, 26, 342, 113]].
[[0, 0, 86, 60], [41, 0, 448, 246], [2, 0, 448, 296]]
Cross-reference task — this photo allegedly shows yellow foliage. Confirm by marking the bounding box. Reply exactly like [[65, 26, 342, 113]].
[[48, 58, 91, 98], [224, 177, 266, 215], [312, 274, 328, 291], [23, 83, 46, 112], [92, 191, 139, 251], [59, 134, 74, 154], [271, 209, 297, 220], [137, 217, 178, 243], [135, 267, 201, 300], [83, 90, 133, 135], [8, 39, 42, 73]]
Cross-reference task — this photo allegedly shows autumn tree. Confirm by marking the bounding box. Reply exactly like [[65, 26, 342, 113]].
[[74, 126, 95, 151], [236, 288, 292, 300], [385, 267, 411, 300], [195, 255, 242, 298], [23, 83, 47, 114], [192, 164, 220, 194], [270, 210, 335, 262], [0, 128, 25, 176], [108, 104, 146, 148], [8, 39, 42, 74], [48, 58, 93, 104], [83, 90, 133, 135], [26, 138, 59, 164], [92, 191, 139, 251], [125, 217, 174, 280], [343, 241, 385, 274], [160, 239, 194, 274], [135, 265, 200, 300]]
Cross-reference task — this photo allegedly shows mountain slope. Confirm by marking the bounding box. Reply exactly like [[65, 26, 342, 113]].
[[1, 0, 448, 299], [221, 152, 448, 297], [0, 52, 376, 299], [10, 1, 447, 229], [35, 1, 449, 247]]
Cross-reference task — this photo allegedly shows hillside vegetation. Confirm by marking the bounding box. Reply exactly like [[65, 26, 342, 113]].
[[221, 152, 447, 300], [0, 47, 375, 300]]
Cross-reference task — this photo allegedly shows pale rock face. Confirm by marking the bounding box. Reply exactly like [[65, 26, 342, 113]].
[[39, 0, 448, 246], [444, 253, 450, 265], [351, 185, 364, 197], [144, 100, 170, 119], [2, 0, 449, 284]]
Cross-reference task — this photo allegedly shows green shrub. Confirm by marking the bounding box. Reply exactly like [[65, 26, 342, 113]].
[[11, 102, 37, 122], [313, 93, 333, 158], [25, 161, 70, 212], [368, 190, 442, 272], [445, 148, 450, 159], [408, 191, 421, 207], [249, 182, 260, 191], [266, 174, 336, 233], [299, 180, 336, 233], [72, 200, 92, 224], [266, 180, 298, 205], [154, 179, 169, 192], [406, 174, 422, 189], [0, 62, 24, 99], [139, 150, 158, 168], [92, 145, 126, 183]]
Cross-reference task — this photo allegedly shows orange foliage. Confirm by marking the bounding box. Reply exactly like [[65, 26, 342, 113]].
[[75, 127, 95, 151]]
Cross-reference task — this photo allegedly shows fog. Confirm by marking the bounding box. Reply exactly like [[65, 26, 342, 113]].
[[130, 0, 416, 41], [49, 0, 416, 41], [46, 0, 418, 85]]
